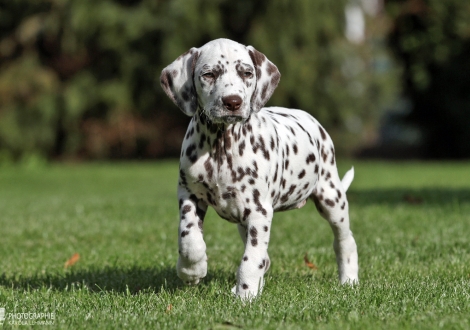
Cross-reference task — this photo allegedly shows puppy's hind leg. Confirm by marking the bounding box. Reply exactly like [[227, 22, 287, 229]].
[[311, 169, 358, 284]]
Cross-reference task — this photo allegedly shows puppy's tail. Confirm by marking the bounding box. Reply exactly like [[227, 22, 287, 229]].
[[341, 167, 354, 192]]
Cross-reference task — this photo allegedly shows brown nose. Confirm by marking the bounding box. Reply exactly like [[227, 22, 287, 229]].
[[222, 95, 243, 111]]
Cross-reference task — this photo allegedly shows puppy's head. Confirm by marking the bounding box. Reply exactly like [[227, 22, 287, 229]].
[[160, 39, 280, 124]]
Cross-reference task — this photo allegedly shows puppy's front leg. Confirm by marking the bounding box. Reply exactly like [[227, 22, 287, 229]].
[[235, 208, 273, 300], [177, 187, 208, 285]]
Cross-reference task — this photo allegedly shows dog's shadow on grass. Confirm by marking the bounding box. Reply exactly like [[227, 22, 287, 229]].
[[348, 187, 470, 206], [0, 266, 235, 295]]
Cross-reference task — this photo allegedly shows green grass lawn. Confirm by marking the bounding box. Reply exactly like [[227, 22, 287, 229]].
[[0, 161, 469, 329]]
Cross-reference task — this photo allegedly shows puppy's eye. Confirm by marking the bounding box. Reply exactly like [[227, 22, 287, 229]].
[[202, 72, 215, 78], [243, 71, 253, 78]]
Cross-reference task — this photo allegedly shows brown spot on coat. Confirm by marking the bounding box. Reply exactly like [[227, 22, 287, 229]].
[[249, 226, 258, 238], [182, 205, 192, 214], [319, 126, 327, 140], [242, 208, 251, 221], [325, 199, 335, 207]]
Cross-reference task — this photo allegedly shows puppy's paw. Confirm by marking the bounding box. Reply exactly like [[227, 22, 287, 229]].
[[177, 256, 207, 285], [340, 275, 359, 285], [232, 277, 264, 301]]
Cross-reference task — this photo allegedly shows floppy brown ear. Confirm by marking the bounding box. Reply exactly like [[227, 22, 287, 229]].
[[160, 48, 200, 116], [246, 46, 281, 112]]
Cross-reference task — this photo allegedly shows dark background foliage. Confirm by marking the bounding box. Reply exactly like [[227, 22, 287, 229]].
[[387, 0, 470, 158], [0, 0, 468, 162]]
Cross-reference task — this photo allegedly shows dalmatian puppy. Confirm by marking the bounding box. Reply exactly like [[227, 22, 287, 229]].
[[160, 38, 358, 300]]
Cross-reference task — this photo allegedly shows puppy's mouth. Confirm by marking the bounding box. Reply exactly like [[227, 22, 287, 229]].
[[207, 108, 249, 124], [220, 115, 245, 124], [208, 115, 245, 125]]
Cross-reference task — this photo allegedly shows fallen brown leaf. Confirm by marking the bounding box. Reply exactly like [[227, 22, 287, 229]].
[[304, 253, 318, 270], [165, 304, 173, 313], [64, 253, 80, 268]]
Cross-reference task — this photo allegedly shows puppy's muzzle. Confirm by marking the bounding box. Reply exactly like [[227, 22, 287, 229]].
[[219, 95, 245, 123]]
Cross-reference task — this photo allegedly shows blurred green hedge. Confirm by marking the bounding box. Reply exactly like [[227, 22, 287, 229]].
[[0, 0, 396, 161]]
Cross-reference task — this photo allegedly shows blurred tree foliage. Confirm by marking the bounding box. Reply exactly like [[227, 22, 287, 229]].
[[387, 0, 470, 158], [0, 0, 395, 161]]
